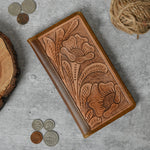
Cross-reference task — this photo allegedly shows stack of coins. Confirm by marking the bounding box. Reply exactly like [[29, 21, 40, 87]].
[[8, 0, 37, 25], [30, 119, 59, 147]]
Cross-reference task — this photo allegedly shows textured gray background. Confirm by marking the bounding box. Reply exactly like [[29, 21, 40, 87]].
[[0, 0, 150, 150]]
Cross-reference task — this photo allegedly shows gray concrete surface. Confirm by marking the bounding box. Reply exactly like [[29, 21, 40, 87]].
[[0, 0, 150, 150]]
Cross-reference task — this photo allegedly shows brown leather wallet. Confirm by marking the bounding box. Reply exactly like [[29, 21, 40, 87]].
[[28, 12, 136, 138]]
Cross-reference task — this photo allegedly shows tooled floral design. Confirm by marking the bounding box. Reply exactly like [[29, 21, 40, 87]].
[[42, 19, 79, 77], [60, 34, 95, 106], [80, 82, 121, 129], [40, 18, 122, 130]]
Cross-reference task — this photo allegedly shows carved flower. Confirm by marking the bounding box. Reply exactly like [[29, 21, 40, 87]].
[[61, 34, 95, 64], [43, 19, 79, 69], [87, 82, 121, 118], [60, 34, 95, 105]]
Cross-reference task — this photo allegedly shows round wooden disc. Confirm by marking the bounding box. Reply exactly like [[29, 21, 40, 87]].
[[0, 32, 19, 110]]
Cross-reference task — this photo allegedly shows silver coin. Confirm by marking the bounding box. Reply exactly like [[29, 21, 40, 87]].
[[44, 131, 59, 146], [22, 0, 36, 14], [32, 119, 43, 131], [44, 119, 55, 131], [8, 2, 21, 16]]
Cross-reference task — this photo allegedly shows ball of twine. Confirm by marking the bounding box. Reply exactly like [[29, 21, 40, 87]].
[[110, 0, 150, 35]]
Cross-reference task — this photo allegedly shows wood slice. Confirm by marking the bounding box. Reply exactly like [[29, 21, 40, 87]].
[[0, 32, 19, 110]]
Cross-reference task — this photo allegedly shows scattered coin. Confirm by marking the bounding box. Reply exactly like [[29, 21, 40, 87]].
[[44, 119, 55, 131], [32, 119, 43, 131], [44, 131, 59, 146], [30, 131, 43, 144], [22, 0, 36, 14], [8, 2, 21, 16], [17, 13, 29, 25]]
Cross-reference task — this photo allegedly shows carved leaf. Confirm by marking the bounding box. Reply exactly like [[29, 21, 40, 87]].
[[62, 60, 76, 99], [85, 109, 94, 122], [64, 19, 79, 40], [79, 83, 92, 115], [43, 37, 56, 63], [56, 28, 65, 46], [55, 28, 65, 66], [78, 63, 108, 89], [70, 62, 80, 95]]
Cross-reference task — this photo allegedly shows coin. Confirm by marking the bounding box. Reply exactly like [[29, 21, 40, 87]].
[[22, 0, 36, 14], [44, 131, 59, 146], [32, 119, 43, 131], [8, 2, 21, 16], [30, 131, 43, 144], [17, 13, 29, 25], [44, 119, 55, 131]]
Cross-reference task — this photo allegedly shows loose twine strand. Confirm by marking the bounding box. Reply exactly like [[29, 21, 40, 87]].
[[110, 0, 150, 37]]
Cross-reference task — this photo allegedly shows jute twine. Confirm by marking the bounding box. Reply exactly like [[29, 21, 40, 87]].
[[110, 0, 150, 36]]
